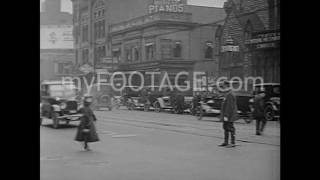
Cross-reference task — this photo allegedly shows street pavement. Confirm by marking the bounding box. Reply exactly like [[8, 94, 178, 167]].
[[41, 107, 280, 180]]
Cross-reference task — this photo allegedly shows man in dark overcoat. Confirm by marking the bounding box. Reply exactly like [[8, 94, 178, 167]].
[[253, 91, 267, 135], [219, 81, 238, 148]]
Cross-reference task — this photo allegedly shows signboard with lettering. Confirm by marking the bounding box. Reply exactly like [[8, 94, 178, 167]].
[[40, 25, 74, 49], [221, 45, 239, 52], [245, 30, 280, 50], [245, 31, 280, 45], [148, 0, 186, 14], [79, 64, 94, 74]]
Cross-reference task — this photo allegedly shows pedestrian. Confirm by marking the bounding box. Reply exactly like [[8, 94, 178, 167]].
[[75, 96, 99, 151], [219, 81, 238, 148], [253, 90, 267, 135]]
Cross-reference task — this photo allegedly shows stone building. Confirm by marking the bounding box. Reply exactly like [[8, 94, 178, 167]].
[[40, 0, 76, 82], [218, 0, 280, 85], [71, 0, 226, 89]]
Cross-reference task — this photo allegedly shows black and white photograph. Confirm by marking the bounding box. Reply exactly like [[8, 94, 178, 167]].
[[40, 0, 280, 179]]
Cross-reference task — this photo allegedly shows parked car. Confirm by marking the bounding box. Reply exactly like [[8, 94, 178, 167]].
[[89, 84, 114, 111], [40, 80, 82, 128], [153, 96, 173, 112], [195, 95, 223, 116], [253, 83, 280, 121]]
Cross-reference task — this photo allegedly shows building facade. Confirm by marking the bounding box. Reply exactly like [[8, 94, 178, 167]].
[[71, 0, 226, 90], [40, 0, 76, 82], [218, 0, 280, 84]]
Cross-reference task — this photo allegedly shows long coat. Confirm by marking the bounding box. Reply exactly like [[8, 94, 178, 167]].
[[220, 91, 238, 122], [75, 106, 99, 142], [253, 96, 265, 119]]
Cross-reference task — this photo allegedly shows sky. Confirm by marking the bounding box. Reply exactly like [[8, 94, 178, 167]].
[[40, 0, 227, 13]]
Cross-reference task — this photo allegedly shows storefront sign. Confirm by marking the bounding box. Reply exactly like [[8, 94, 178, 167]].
[[40, 25, 74, 49], [79, 64, 94, 74], [125, 62, 159, 70], [149, 0, 186, 14], [245, 31, 280, 45], [221, 45, 239, 52]]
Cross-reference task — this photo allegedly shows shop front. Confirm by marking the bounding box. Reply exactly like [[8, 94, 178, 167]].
[[245, 30, 280, 83]]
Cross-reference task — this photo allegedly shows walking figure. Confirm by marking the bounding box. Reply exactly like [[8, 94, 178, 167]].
[[75, 96, 99, 151], [253, 91, 267, 135], [219, 81, 238, 148]]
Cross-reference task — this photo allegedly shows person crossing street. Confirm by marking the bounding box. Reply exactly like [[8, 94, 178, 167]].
[[75, 96, 99, 151]]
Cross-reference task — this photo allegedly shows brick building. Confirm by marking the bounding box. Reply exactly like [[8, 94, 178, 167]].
[[71, 0, 225, 89], [40, 0, 76, 82], [218, 0, 280, 84]]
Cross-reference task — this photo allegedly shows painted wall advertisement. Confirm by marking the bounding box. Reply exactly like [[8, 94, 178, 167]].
[[148, 0, 186, 14], [40, 25, 74, 49]]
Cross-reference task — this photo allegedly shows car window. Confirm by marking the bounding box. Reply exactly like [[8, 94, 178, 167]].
[[273, 86, 280, 94], [49, 84, 76, 98]]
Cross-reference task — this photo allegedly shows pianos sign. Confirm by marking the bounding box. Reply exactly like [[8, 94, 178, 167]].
[[148, 0, 186, 14]]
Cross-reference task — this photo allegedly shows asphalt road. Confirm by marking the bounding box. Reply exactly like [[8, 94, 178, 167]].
[[40, 108, 280, 180]]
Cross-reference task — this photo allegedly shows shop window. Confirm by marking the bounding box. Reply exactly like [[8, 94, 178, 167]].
[[205, 42, 213, 59], [173, 41, 182, 58]]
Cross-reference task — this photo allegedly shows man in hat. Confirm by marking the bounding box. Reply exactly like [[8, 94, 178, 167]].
[[219, 81, 238, 148], [253, 90, 267, 135]]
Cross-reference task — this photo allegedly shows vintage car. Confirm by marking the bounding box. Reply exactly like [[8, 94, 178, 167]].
[[153, 96, 174, 112], [192, 91, 253, 122], [171, 94, 194, 114], [194, 95, 223, 116], [121, 86, 146, 110], [89, 84, 114, 111], [40, 80, 82, 128], [253, 83, 280, 121]]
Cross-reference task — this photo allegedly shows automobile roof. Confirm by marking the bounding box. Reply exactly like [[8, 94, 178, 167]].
[[41, 80, 75, 85], [254, 83, 280, 86]]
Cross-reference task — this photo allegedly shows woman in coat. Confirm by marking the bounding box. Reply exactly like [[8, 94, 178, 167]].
[[75, 96, 99, 151]]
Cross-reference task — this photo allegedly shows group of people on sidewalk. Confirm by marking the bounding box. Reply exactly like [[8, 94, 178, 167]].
[[218, 81, 268, 148]]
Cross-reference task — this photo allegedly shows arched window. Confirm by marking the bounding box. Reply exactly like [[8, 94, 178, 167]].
[[244, 20, 253, 40], [173, 41, 182, 58], [204, 41, 213, 59]]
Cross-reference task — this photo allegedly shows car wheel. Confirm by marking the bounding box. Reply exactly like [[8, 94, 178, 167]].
[[264, 105, 275, 121], [154, 102, 161, 112], [52, 112, 60, 129]]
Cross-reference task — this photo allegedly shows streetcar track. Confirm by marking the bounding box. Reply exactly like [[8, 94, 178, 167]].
[[95, 115, 280, 147]]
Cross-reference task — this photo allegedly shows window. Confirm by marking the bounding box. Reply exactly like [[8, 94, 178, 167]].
[[205, 42, 213, 59], [244, 21, 253, 40], [145, 43, 155, 61], [82, 25, 88, 42], [125, 48, 132, 62], [82, 49, 89, 63], [112, 49, 121, 63], [133, 47, 140, 61], [95, 46, 106, 63], [173, 41, 182, 58]]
